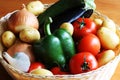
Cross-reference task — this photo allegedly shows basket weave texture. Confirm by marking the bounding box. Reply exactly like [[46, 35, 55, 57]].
[[0, 8, 120, 80]]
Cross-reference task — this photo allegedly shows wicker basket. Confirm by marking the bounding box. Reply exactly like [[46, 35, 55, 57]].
[[0, 6, 120, 80]]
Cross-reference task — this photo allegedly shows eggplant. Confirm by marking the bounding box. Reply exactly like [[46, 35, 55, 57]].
[[50, 8, 93, 32]]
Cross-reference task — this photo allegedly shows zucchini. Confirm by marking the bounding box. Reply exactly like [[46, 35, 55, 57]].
[[37, 0, 85, 26]]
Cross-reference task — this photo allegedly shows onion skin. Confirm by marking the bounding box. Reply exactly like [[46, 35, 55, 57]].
[[7, 8, 39, 33], [7, 40, 35, 63]]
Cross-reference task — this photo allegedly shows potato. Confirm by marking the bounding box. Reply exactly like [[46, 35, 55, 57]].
[[93, 18, 103, 29], [19, 28, 40, 43], [30, 68, 53, 76], [60, 22, 74, 35], [2, 31, 16, 48], [97, 50, 115, 67], [26, 0, 45, 16], [102, 18, 116, 32], [97, 27, 119, 49]]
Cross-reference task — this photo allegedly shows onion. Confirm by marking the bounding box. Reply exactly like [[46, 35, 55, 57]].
[[7, 5, 39, 33]]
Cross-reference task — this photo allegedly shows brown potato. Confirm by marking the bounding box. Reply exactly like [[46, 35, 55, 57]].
[[102, 19, 116, 32], [2, 31, 16, 48], [97, 27, 119, 49], [19, 28, 40, 43], [60, 22, 74, 35], [30, 68, 53, 76], [97, 50, 115, 67], [26, 0, 45, 16]]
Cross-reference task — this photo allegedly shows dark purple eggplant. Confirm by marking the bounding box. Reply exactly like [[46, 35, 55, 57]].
[[50, 8, 93, 32]]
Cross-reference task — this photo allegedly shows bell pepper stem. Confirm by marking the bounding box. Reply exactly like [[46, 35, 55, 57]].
[[44, 17, 53, 36]]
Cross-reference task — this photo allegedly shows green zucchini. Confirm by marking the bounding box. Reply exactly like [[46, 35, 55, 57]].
[[37, 0, 85, 26]]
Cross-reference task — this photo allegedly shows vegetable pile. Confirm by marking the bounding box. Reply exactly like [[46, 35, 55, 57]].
[[1, 0, 120, 76]]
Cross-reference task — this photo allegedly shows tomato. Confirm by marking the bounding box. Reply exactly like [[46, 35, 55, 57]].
[[77, 34, 101, 56], [28, 62, 45, 73], [69, 52, 98, 74], [50, 67, 68, 75], [72, 18, 97, 40]]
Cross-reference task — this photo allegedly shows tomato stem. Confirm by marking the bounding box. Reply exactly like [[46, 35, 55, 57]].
[[76, 17, 85, 29], [80, 18, 85, 29], [81, 56, 90, 71]]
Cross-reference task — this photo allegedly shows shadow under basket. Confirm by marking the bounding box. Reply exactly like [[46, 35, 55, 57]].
[[0, 8, 120, 80]]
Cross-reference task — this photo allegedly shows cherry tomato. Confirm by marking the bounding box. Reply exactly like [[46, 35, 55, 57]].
[[77, 34, 101, 56], [72, 18, 97, 40], [28, 62, 45, 73], [69, 52, 98, 74], [50, 67, 68, 75]]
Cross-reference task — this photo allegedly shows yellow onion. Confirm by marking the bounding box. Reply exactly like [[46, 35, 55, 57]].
[[7, 5, 39, 33]]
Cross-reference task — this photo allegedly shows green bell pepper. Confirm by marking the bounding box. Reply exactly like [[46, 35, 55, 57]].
[[33, 17, 65, 68], [53, 27, 75, 64], [32, 17, 75, 69]]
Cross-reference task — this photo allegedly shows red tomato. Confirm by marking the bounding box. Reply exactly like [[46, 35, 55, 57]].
[[50, 67, 68, 75], [28, 62, 45, 73], [77, 34, 101, 56], [69, 52, 98, 74], [72, 18, 97, 40]]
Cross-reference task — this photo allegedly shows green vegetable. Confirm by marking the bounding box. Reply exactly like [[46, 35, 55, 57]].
[[33, 17, 65, 68], [37, 0, 85, 26], [33, 17, 75, 69], [53, 28, 75, 64]]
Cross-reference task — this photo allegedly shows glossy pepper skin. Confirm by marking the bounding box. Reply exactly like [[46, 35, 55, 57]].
[[32, 17, 66, 69], [54, 29, 75, 64], [32, 17, 75, 69]]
